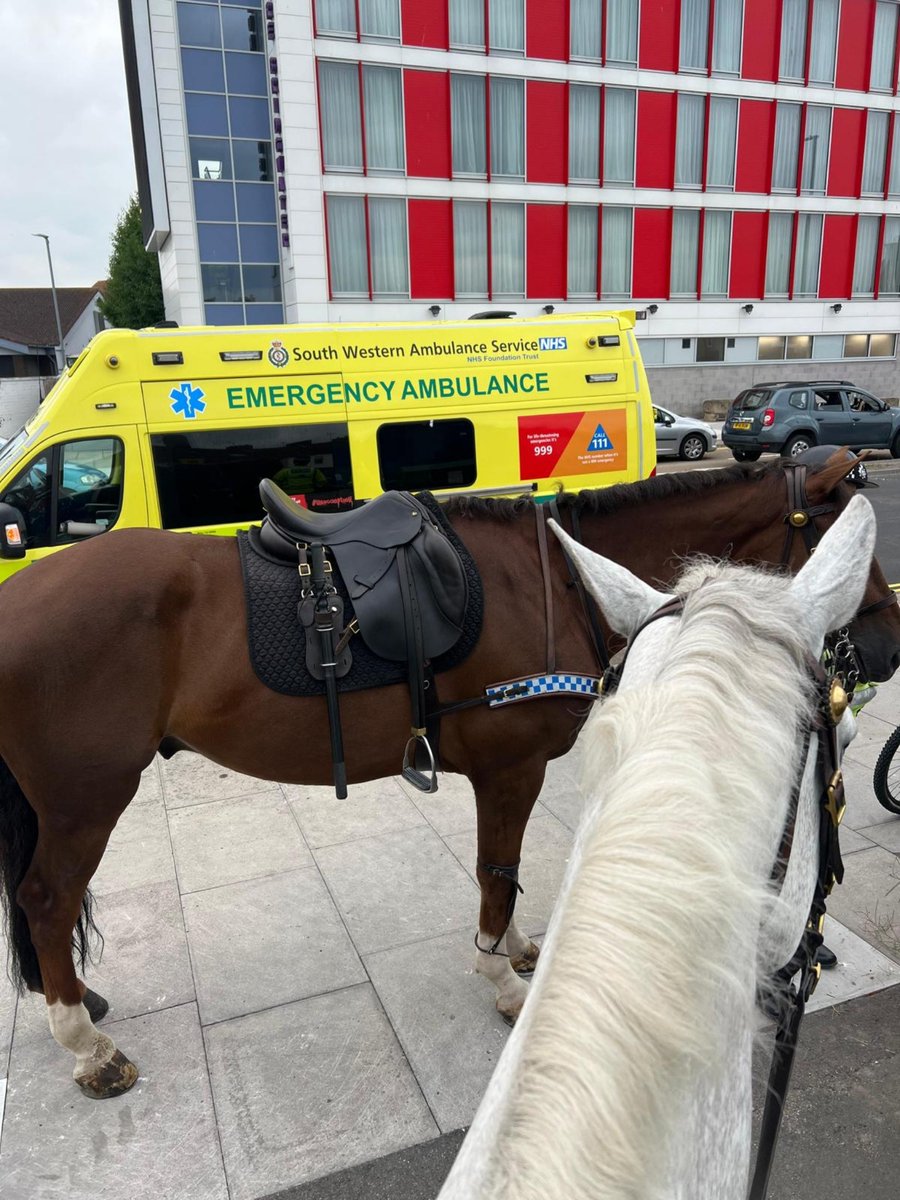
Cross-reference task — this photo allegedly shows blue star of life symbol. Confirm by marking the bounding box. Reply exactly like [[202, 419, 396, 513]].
[[169, 382, 206, 420]]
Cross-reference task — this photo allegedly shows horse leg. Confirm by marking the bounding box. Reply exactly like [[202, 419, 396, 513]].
[[17, 822, 138, 1098], [472, 764, 545, 1024]]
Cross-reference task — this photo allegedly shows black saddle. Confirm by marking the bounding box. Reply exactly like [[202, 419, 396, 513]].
[[258, 482, 468, 663]]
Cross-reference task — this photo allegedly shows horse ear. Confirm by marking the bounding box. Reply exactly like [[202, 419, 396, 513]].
[[789, 493, 877, 646], [549, 519, 669, 638], [804, 448, 865, 502]]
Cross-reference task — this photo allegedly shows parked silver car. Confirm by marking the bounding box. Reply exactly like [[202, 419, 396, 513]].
[[653, 405, 717, 461]]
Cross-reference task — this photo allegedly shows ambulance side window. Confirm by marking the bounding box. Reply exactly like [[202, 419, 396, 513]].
[[1, 453, 51, 546], [377, 420, 477, 491]]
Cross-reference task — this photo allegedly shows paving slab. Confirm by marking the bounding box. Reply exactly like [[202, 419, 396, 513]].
[[204, 983, 438, 1200], [314, 826, 479, 955], [857, 818, 900, 852], [161, 751, 281, 809], [538, 747, 587, 832], [0, 933, 17, 1076], [90, 793, 176, 897], [443, 812, 574, 935], [169, 791, 312, 894], [839, 825, 877, 854], [826, 845, 900, 966], [365, 928, 511, 1133], [1, 1003, 227, 1200], [183, 867, 365, 1025], [840, 753, 900, 831], [134, 759, 164, 806], [807, 917, 900, 1013], [843, 711, 897, 770], [399, 772, 479, 836], [284, 777, 425, 848]]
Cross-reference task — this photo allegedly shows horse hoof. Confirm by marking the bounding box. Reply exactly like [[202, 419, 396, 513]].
[[76, 1050, 139, 1099], [82, 987, 109, 1023], [500, 1009, 517, 1027], [510, 942, 540, 977]]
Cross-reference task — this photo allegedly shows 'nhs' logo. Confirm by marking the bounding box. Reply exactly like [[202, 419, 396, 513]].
[[539, 336, 567, 351]]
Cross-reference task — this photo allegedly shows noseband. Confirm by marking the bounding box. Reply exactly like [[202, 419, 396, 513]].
[[781, 462, 897, 690]]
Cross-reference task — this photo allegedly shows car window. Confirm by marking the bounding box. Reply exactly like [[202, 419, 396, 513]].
[[1, 452, 52, 546], [848, 391, 880, 412], [734, 389, 769, 411], [812, 389, 844, 410], [786, 390, 808, 409], [57, 438, 124, 536]]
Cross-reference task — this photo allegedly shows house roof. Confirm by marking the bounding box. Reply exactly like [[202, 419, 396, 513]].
[[0, 285, 106, 349]]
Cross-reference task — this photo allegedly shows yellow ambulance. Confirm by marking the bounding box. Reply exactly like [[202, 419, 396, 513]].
[[0, 310, 655, 582]]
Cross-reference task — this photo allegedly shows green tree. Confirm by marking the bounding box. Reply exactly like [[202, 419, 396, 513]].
[[98, 196, 165, 328]]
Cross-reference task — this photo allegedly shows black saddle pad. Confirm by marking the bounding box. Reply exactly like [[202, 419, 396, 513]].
[[237, 492, 483, 697]]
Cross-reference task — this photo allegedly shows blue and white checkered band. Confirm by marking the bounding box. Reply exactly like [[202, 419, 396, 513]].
[[485, 673, 603, 707]]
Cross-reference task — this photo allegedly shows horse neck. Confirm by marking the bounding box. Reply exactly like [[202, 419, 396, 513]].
[[442, 578, 812, 1200]]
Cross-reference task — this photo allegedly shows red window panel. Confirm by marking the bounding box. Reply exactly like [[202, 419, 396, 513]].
[[404, 71, 451, 179], [819, 215, 855, 298], [835, 0, 874, 91], [741, 0, 780, 81], [401, 0, 447, 48], [735, 100, 776, 194], [525, 0, 567, 61], [526, 81, 567, 184], [729, 212, 768, 299], [631, 209, 671, 300], [635, 92, 676, 189], [526, 205, 567, 298], [638, 1, 679, 72], [827, 108, 866, 196], [408, 199, 454, 299]]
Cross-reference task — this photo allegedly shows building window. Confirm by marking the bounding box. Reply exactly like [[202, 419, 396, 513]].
[[696, 337, 726, 362], [369, 197, 409, 296], [843, 335, 896, 359], [871, 3, 900, 90], [800, 106, 830, 194], [222, 6, 265, 52], [450, 0, 485, 49], [779, 0, 807, 80], [316, 0, 400, 39], [675, 94, 705, 189], [707, 97, 737, 189], [853, 215, 881, 296], [363, 66, 404, 173], [879, 216, 900, 295], [603, 89, 636, 186], [490, 0, 525, 53], [570, 0, 602, 59], [451, 74, 487, 176], [454, 201, 488, 296], [787, 335, 812, 359], [772, 103, 801, 191], [601, 206, 632, 298], [758, 336, 786, 360], [890, 119, 900, 196], [490, 77, 525, 179], [680, 0, 710, 70], [191, 137, 232, 181], [765, 212, 793, 297], [712, 0, 743, 74], [606, 0, 639, 64], [671, 210, 700, 296], [870, 333, 897, 357], [808, 0, 838, 84], [701, 210, 731, 297], [793, 213, 823, 297], [569, 85, 600, 182], [178, 2, 221, 48], [491, 203, 525, 297], [378, 419, 477, 492], [861, 111, 890, 196], [568, 206, 599, 296], [326, 195, 368, 295], [318, 61, 363, 171], [844, 335, 869, 358]]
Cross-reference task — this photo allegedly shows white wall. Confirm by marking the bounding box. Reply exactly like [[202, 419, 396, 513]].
[[0, 379, 47, 438], [65, 294, 106, 358]]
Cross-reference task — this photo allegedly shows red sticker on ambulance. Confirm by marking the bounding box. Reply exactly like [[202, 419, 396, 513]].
[[518, 410, 628, 479]]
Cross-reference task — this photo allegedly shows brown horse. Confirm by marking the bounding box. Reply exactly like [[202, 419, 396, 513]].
[[0, 454, 898, 1099]]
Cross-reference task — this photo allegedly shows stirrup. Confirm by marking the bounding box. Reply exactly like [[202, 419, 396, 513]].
[[402, 732, 438, 793]]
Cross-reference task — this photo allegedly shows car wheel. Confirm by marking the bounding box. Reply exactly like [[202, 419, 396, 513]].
[[732, 449, 761, 462], [891, 432, 900, 460], [679, 434, 707, 461], [783, 434, 815, 457]]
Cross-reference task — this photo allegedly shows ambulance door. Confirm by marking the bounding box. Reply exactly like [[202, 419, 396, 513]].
[[0, 427, 146, 583]]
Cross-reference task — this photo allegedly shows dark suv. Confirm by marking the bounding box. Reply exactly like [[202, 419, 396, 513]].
[[722, 381, 900, 461]]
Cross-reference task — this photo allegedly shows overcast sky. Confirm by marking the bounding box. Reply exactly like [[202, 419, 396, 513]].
[[0, 1, 137, 288]]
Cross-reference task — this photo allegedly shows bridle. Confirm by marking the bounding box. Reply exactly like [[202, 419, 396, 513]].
[[600, 581, 852, 1200]]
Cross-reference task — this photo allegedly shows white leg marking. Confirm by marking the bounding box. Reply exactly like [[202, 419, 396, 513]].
[[505, 916, 536, 961], [47, 1001, 116, 1081], [475, 928, 529, 1019]]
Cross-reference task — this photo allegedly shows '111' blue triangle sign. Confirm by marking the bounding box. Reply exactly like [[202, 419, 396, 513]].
[[588, 423, 614, 452]]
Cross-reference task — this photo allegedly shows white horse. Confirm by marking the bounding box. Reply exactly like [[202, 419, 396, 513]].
[[439, 493, 876, 1200]]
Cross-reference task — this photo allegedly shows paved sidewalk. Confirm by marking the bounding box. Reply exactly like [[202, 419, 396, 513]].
[[1, 676, 899, 1199]]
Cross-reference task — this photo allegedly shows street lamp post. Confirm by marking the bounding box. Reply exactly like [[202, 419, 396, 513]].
[[32, 233, 66, 373]]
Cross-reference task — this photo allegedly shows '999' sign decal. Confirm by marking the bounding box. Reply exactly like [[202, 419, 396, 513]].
[[518, 410, 628, 479]]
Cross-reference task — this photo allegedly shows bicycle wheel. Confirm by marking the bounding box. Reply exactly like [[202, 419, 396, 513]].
[[873, 725, 900, 815]]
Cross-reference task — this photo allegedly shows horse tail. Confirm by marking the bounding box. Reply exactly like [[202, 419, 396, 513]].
[[0, 755, 102, 993]]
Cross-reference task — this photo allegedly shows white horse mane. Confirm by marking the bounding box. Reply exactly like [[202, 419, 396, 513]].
[[440, 492, 876, 1200]]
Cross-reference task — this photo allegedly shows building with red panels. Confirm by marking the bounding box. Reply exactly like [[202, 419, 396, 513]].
[[121, 0, 900, 412]]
